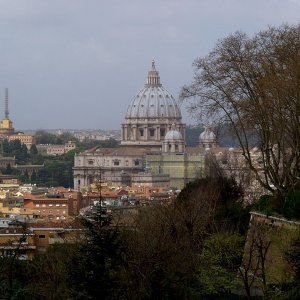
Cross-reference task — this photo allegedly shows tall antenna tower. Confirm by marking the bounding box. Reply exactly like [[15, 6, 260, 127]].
[[5, 88, 9, 119]]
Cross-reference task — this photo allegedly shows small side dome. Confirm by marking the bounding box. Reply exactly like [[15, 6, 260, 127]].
[[165, 129, 183, 141], [165, 124, 183, 140], [199, 126, 218, 149], [199, 127, 216, 142], [162, 124, 185, 154]]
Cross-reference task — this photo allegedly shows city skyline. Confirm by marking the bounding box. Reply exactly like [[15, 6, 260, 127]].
[[0, 0, 299, 130]]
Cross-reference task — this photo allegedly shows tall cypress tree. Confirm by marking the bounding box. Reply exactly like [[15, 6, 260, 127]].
[[66, 203, 126, 299]]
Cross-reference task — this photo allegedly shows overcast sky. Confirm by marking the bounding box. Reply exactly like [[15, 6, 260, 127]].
[[0, 0, 299, 130]]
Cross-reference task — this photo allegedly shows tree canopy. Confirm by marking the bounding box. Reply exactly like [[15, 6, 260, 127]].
[[2, 139, 29, 164], [181, 24, 300, 199]]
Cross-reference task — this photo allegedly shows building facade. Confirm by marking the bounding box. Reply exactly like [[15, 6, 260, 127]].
[[75, 61, 260, 190], [47, 141, 76, 155], [74, 147, 147, 189], [23, 190, 82, 221], [8, 132, 36, 149]]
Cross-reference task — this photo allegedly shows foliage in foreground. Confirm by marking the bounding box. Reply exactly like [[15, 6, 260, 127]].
[[252, 189, 300, 220], [0, 177, 298, 299], [0, 177, 252, 299]]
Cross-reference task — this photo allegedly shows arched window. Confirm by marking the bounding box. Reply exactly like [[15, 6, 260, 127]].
[[149, 128, 155, 137], [139, 129, 144, 137]]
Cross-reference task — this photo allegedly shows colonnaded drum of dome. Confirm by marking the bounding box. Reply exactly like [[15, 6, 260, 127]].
[[121, 60, 186, 149]]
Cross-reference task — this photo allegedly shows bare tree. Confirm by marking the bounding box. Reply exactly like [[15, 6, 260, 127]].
[[181, 24, 300, 199], [239, 222, 271, 299], [120, 180, 223, 299]]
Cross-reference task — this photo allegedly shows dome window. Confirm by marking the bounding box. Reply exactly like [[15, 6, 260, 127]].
[[113, 160, 120, 166], [139, 129, 144, 137], [149, 128, 155, 137]]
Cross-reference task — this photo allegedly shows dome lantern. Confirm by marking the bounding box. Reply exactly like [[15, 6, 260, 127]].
[[146, 60, 162, 87]]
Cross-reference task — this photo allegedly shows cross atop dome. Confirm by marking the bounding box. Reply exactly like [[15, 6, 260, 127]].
[[152, 59, 156, 70], [146, 60, 161, 87]]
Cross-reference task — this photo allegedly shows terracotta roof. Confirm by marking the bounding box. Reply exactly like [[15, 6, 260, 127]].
[[83, 147, 150, 156], [27, 221, 84, 230], [23, 190, 80, 201], [0, 221, 85, 232], [23, 193, 35, 199], [0, 227, 32, 234]]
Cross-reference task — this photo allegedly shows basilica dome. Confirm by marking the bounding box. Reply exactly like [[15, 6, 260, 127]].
[[121, 61, 185, 149], [125, 61, 181, 119]]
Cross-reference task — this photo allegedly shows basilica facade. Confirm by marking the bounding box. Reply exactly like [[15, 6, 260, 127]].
[[73, 61, 218, 190]]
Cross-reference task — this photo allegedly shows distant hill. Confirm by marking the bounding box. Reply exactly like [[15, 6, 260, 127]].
[[185, 126, 203, 147], [185, 124, 255, 148]]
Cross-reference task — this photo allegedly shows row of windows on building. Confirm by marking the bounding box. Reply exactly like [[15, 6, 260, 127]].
[[87, 159, 141, 166], [35, 204, 67, 207], [138, 128, 165, 137], [36, 210, 66, 214]]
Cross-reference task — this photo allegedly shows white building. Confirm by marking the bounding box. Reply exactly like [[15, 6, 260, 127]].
[[74, 61, 260, 192]]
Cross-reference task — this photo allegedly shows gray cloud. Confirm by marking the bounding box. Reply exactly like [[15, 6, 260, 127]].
[[0, 0, 299, 129]]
